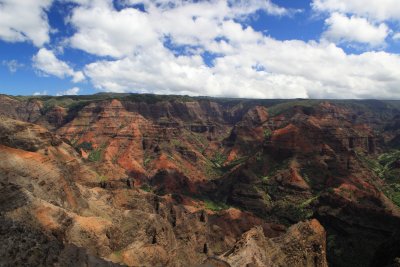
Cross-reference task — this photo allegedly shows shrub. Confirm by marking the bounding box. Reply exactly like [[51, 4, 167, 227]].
[[211, 152, 227, 168], [76, 141, 93, 151], [98, 175, 108, 182], [263, 128, 272, 140], [88, 149, 102, 162], [140, 184, 152, 192], [273, 199, 314, 223], [261, 175, 270, 182], [204, 199, 229, 211], [144, 157, 152, 167], [87, 143, 107, 162]]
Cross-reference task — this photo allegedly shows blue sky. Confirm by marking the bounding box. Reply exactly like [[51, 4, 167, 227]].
[[1, 0, 400, 99]]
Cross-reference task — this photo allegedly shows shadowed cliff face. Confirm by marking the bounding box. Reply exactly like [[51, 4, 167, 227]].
[[1, 94, 400, 266]]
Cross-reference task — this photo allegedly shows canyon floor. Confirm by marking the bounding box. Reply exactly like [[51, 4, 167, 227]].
[[1, 93, 400, 267]]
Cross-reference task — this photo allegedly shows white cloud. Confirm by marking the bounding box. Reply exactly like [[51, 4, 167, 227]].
[[33, 90, 48, 96], [126, 0, 292, 16], [84, 35, 400, 99], [69, 2, 158, 58], [393, 32, 400, 41], [56, 87, 80, 96], [322, 13, 389, 46], [72, 71, 85, 83], [32, 48, 85, 82], [2, 60, 24, 73], [65, 0, 400, 99], [312, 0, 400, 22], [68, 0, 292, 58], [0, 0, 53, 46]]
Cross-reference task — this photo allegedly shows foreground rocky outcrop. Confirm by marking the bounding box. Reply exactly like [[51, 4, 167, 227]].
[[1, 94, 400, 266], [219, 220, 327, 267]]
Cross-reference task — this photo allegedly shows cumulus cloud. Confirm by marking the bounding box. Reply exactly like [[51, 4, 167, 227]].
[[32, 48, 85, 82], [69, 3, 158, 58], [56, 87, 80, 96], [322, 13, 389, 46], [312, 0, 400, 22], [68, 0, 293, 58], [0, 0, 53, 46]]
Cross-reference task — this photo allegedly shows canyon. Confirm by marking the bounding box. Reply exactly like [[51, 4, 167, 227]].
[[0, 93, 400, 267]]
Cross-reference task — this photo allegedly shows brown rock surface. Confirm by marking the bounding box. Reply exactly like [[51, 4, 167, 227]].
[[220, 219, 327, 267]]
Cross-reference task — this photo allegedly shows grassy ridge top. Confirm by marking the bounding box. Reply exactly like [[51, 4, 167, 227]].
[[3, 93, 400, 118]]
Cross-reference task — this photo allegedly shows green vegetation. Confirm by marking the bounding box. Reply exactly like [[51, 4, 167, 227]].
[[299, 195, 319, 209], [335, 99, 400, 122], [140, 184, 153, 192], [98, 174, 108, 182], [376, 150, 400, 180], [17, 96, 90, 117], [112, 250, 123, 261], [75, 141, 93, 151], [294, 195, 319, 220], [255, 151, 263, 162], [9, 94, 400, 120], [384, 184, 400, 207], [273, 198, 315, 223], [258, 175, 270, 192], [261, 175, 270, 182], [256, 186, 272, 204], [204, 153, 248, 180], [204, 199, 229, 211], [88, 144, 107, 162], [157, 117, 172, 123], [270, 195, 319, 224], [302, 172, 310, 184], [125, 93, 195, 104], [263, 128, 272, 141], [171, 138, 181, 147], [88, 149, 102, 162], [204, 164, 224, 180], [187, 132, 208, 151], [360, 150, 400, 207], [211, 151, 227, 168], [143, 156, 152, 167], [267, 99, 320, 117], [220, 156, 249, 172], [64, 101, 91, 123]]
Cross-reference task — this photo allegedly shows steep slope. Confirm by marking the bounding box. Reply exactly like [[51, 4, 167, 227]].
[[0, 114, 327, 267], [215, 101, 400, 267]]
